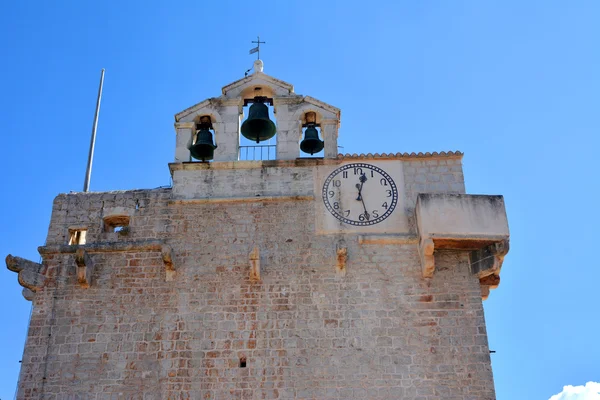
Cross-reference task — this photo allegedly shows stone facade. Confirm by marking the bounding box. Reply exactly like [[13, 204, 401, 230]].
[[6, 63, 509, 399]]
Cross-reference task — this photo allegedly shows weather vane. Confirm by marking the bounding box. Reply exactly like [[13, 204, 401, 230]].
[[249, 36, 265, 60]]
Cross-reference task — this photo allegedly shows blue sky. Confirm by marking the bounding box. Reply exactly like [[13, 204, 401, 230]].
[[0, 1, 598, 399]]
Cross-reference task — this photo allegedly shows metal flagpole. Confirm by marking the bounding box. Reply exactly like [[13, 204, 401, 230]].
[[83, 68, 105, 192]]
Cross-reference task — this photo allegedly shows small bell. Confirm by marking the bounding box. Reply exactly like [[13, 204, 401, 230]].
[[300, 112, 324, 155], [240, 98, 277, 143], [189, 116, 217, 162]]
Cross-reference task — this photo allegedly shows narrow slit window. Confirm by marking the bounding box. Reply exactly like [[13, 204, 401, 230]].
[[68, 229, 87, 245]]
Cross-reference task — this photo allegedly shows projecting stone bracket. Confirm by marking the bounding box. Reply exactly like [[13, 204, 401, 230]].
[[5, 255, 47, 301], [75, 249, 94, 288], [418, 238, 435, 278], [415, 193, 510, 299], [249, 246, 261, 282], [471, 239, 509, 300], [162, 245, 175, 281], [470, 239, 509, 277], [336, 241, 348, 277]]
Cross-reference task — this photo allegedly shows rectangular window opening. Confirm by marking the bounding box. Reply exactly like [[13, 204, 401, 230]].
[[68, 229, 87, 245], [239, 357, 247, 368], [103, 216, 130, 233]]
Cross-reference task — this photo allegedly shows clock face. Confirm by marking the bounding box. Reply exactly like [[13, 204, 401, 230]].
[[322, 163, 399, 226]]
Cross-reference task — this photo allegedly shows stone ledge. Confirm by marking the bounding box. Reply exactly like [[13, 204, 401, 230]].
[[169, 151, 463, 172], [38, 239, 165, 255], [358, 234, 418, 245], [169, 159, 341, 173], [168, 195, 314, 205], [39, 240, 176, 284]]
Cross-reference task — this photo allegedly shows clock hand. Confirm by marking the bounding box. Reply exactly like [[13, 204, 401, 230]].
[[355, 183, 362, 201], [356, 174, 370, 220], [355, 173, 368, 201], [360, 196, 370, 220]]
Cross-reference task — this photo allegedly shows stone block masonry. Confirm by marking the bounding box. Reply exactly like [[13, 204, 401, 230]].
[[9, 153, 500, 399]]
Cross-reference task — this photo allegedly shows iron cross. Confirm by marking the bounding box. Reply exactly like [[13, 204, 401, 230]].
[[251, 36, 266, 60]]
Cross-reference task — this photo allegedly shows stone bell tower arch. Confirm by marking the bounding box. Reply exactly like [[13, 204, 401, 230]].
[[174, 60, 340, 162]]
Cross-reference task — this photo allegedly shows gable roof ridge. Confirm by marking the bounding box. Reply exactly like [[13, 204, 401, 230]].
[[222, 71, 294, 96], [303, 96, 340, 115]]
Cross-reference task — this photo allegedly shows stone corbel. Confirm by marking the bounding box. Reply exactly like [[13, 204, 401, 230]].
[[336, 242, 348, 277], [161, 245, 175, 281], [22, 288, 35, 301], [418, 238, 435, 278], [75, 248, 94, 288], [470, 239, 510, 277], [471, 240, 509, 300], [5, 255, 47, 301], [249, 247, 260, 282]]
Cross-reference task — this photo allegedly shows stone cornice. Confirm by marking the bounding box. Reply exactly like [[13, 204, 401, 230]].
[[169, 151, 463, 173], [38, 239, 166, 255], [168, 158, 342, 174], [168, 195, 314, 205]]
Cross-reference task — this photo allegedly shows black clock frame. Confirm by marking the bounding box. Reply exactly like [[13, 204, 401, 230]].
[[322, 163, 399, 226]]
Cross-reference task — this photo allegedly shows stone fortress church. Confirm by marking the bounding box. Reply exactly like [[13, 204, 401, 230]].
[[7, 59, 509, 399]]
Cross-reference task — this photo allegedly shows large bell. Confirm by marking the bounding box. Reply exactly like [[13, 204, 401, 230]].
[[190, 127, 217, 161], [300, 125, 324, 155], [240, 102, 276, 143]]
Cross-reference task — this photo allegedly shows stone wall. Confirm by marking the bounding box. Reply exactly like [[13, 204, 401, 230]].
[[15, 154, 496, 399]]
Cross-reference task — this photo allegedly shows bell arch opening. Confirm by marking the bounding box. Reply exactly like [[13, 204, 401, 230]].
[[239, 91, 277, 161], [299, 111, 324, 158], [189, 115, 217, 162]]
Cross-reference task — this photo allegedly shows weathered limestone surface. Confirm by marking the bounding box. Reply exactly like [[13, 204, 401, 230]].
[[415, 194, 510, 299], [415, 194, 509, 240], [11, 154, 500, 400], [170, 162, 314, 200]]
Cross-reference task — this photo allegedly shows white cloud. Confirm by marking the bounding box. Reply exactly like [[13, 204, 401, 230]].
[[549, 382, 600, 400]]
